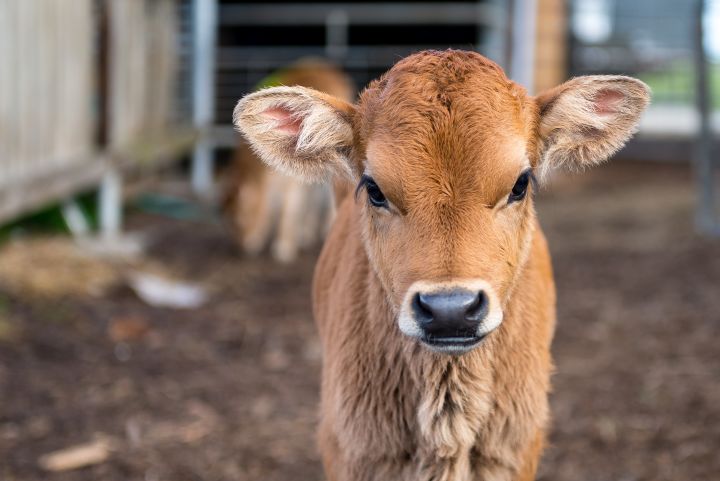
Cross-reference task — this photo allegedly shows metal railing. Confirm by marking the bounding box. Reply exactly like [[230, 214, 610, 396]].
[[212, 1, 513, 130]]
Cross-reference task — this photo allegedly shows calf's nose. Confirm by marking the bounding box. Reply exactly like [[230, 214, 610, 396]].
[[413, 289, 488, 338]]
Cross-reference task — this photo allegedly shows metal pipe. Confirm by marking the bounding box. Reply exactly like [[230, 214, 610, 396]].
[[694, 0, 718, 234], [191, 0, 218, 197], [99, 168, 122, 239], [326, 9, 349, 61], [219, 3, 502, 26], [509, 0, 538, 93]]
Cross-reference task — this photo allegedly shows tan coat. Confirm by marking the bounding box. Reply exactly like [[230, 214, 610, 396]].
[[234, 50, 650, 480]]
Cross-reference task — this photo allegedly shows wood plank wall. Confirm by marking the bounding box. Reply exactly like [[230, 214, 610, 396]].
[[0, 0, 181, 216], [0, 0, 95, 190]]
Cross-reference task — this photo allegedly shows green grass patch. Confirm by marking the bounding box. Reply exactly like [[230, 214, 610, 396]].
[[0, 191, 99, 243], [638, 60, 720, 109]]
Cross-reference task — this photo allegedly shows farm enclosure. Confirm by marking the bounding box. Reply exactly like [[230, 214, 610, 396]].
[[0, 0, 199, 231], [0, 161, 718, 481], [1, 0, 719, 480]]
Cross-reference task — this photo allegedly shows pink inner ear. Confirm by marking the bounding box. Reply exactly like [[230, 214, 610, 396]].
[[261, 107, 303, 135], [593, 89, 624, 116]]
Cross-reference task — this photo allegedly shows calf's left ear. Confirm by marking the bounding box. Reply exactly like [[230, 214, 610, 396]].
[[535, 76, 650, 174], [233, 86, 356, 182]]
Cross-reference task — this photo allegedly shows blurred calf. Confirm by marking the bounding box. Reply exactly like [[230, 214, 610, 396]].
[[224, 59, 354, 262]]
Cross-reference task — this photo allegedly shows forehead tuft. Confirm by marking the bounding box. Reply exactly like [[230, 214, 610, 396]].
[[355, 51, 534, 207], [356, 50, 531, 142], [384, 49, 508, 90]]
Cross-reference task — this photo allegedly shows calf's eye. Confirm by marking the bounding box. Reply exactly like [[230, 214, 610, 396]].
[[508, 170, 532, 203], [359, 175, 388, 208], [366, 180, 388, 208]]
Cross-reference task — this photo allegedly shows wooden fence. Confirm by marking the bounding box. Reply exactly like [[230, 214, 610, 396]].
[[0, 0, 195, 226]]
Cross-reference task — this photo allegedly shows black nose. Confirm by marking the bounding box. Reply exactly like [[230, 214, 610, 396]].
[[413, 289, 488, 339]]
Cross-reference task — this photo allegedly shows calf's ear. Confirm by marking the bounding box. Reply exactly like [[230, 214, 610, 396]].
[[535, 76, 650, 175], [233, 86, 356, 182]]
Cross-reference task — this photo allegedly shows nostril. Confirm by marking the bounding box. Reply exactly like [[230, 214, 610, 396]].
[[409, 287, 492, 341], [465, 291, 488, 322], [413, 293, 434, 324]]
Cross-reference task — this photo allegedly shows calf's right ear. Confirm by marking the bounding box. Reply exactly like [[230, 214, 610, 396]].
[[233, 86, 356, 182]]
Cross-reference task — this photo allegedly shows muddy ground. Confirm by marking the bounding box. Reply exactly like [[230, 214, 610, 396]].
[[1, 161, 719, 481]]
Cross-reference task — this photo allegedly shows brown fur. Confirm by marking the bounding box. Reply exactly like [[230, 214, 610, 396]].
[[224, 59, 354, 262], [234, 50, 650, 480]]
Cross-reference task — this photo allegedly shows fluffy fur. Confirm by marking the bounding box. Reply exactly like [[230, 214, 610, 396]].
[[234, 50, 649, 480], [234, 86, 356, 182], [535, 75, 650, 179]]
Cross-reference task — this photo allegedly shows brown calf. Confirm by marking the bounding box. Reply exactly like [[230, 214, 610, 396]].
[[224, 59, 354, 262], [234, 50, 649, 480]]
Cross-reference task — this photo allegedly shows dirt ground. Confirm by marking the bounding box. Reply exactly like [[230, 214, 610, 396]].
[[1, 161, 719, 481]]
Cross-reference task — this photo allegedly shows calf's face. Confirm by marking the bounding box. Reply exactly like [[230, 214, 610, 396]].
[[235, 51, 649, 354]]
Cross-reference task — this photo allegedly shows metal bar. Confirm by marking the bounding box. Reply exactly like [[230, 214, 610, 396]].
[[191, 142, 215, 196], [216, 45, 483, 69], [99, 168, 123, 239], [325, 9, 349, 60], [509, 0, 538, 93], [480, 0, 508, 67], [191, 0, 218, 197], [219, 3, 503, 26], [693, 0, 719, 234]]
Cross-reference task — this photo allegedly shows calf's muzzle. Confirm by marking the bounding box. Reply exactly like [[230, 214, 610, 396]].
[[397, 279, 504, 354], [413, 289, 488, 340]]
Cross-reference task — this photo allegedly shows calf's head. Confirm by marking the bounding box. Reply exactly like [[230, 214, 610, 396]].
[[235, 51, 649, 354]]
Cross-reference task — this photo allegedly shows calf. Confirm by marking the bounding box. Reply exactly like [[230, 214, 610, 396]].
[[224, 59, 354, 262], [234, 50, 649, 480]]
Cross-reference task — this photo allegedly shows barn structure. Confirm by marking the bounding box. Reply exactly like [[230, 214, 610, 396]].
[[209, 0, 718, 234], [0, 0, 216, 238], [1, 0, 717, 235]]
